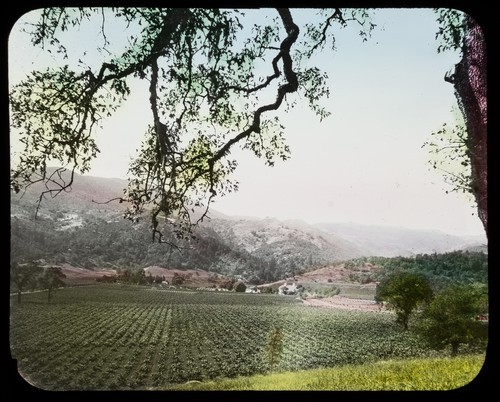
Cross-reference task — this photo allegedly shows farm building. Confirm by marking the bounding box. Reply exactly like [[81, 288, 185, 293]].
[[278, 282, 302, 295]]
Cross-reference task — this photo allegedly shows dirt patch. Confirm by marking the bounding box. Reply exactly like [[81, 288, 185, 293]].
[[300, 265, 352, 282], [59, 264, 117, 285], [301, 295, 385, 312]]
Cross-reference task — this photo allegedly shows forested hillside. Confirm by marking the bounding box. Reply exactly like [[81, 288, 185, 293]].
[[10, 171, 364, 281], [346, 251, 488, 290]]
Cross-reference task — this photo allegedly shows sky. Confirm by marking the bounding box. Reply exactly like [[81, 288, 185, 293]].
[[8, 8, 487, 237]]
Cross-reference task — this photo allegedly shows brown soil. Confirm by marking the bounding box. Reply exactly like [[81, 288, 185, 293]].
[[59, 264, 229, 288], [59, 264, 117, 285]]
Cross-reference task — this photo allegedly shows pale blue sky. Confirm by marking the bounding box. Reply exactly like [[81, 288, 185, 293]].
[[8, 8, 486, 237]]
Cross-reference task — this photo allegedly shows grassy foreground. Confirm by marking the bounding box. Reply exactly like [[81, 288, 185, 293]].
[[167, 354, 486, 391]]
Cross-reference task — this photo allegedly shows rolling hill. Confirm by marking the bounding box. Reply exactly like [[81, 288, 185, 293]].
[[315, 222, 487, 257], [10, 170, 486, 282]]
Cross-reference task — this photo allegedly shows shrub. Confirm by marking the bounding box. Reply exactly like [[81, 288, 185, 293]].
[[234, 282, 246, 292]]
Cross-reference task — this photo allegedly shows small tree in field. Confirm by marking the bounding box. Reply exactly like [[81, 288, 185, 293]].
[[171, 272, 185, 286], [266, 326, 284, 371], [220, 278, 235, 290], [415, 283, 488, 356], [375, 271, 433, 330], [10, 262, 42, 304], [39, 267, 66, 302], [234, 281, 246, 293]]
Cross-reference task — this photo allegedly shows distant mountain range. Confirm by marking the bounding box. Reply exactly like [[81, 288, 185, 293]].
[[314, 222, 487, 258], [10, 170, 487, 281]]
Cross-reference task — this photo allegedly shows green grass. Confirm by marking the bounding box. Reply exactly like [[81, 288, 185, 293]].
[[168, 354, 486, 391], [335, 282, 377, 299], [299, 281, 377, 300]]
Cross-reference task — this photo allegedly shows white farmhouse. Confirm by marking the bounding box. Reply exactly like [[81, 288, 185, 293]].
[[278, 282, 302, 295]]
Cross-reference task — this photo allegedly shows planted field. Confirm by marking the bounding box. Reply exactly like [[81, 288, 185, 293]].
[[10, 285, 468, 390]]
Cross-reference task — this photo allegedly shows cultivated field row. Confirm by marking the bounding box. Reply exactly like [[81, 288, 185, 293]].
[[10, 284, 474, 390]]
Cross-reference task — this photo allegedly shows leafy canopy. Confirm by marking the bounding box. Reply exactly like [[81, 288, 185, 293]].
[[9, 7, 374, 245], [423, 109, 473, 198], [415, 283, 488, 356], [375, 271, 433, 330]]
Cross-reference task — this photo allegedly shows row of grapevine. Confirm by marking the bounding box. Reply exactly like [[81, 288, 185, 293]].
[[10, 284, 463, 390]]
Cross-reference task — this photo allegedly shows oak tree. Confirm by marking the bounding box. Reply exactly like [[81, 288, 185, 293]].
[[415, 283, 488, 356], [39, 266, 67, 302], [430, 9, 487, 237], [9, 7, 373, 245], [375, 271, 433, 330], [10, 261, 42, 304], [10, 7, 486, 246]]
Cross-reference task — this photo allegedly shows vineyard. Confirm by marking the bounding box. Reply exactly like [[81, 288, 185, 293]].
[[9, 284, 475, 391]]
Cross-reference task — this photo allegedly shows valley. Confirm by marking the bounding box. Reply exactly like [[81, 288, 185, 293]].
[[10, 171, 487, 286], [9, 171, 489, 391]]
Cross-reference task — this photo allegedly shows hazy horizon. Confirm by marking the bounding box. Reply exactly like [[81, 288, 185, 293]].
[[28, 166, 486, 241]]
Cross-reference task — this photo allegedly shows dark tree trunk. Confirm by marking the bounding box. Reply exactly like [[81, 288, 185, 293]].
[[447, 15, 487, 238]]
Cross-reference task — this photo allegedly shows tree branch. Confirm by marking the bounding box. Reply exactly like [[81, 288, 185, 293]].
[[211, 8, 299, 163]]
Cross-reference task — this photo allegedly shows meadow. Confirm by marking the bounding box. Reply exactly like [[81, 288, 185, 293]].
[[9, 284, 484, 391]]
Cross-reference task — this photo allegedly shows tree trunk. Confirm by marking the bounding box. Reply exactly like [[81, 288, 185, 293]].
[[451, 341, 459, 357], [448, 15, 487, 238]]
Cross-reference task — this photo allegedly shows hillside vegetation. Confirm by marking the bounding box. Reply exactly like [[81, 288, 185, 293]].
[[345, 252, 488, 291], [10, 171, 487, 285], [10, 171, 362, 281]]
